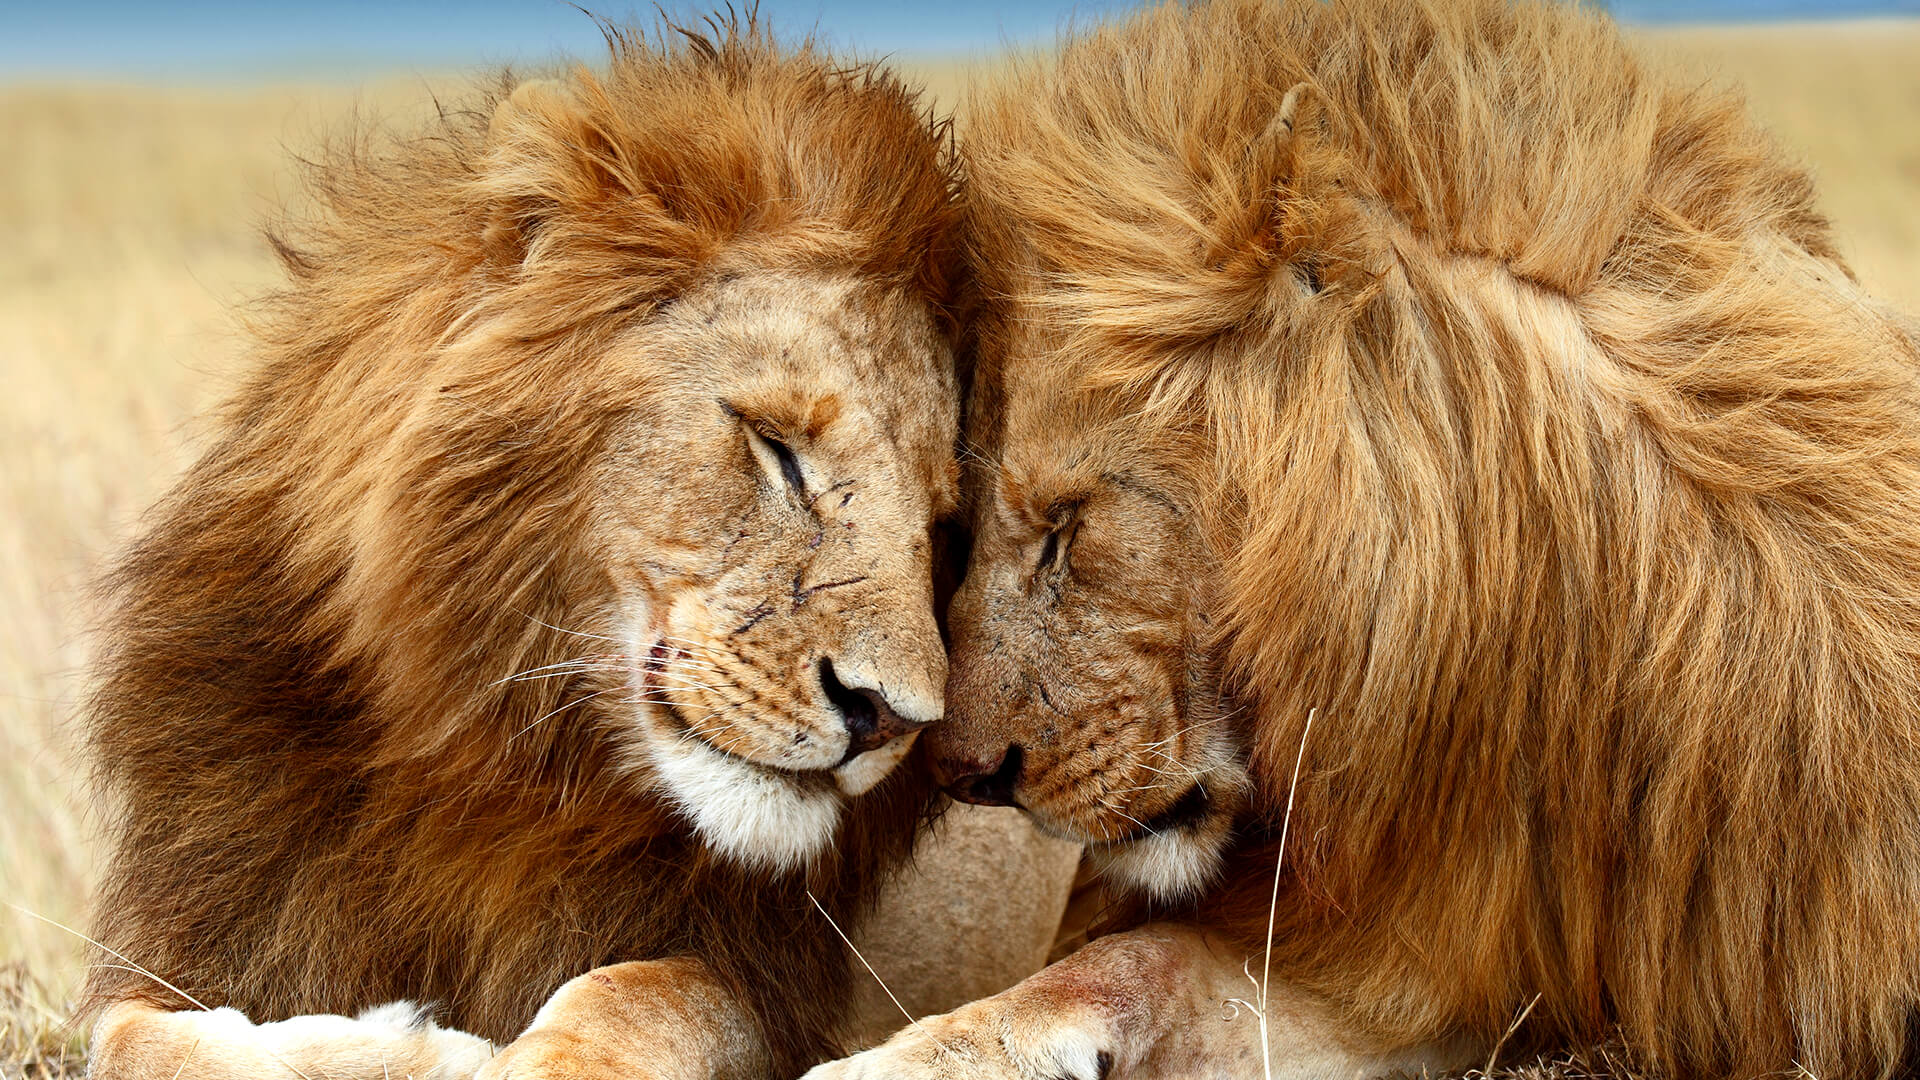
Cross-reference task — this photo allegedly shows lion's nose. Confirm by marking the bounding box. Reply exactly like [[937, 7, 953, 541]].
[[818, 658, 932, 762], [939, 743, 1024, 807]]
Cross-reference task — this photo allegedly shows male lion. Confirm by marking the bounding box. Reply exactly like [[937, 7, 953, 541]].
[[815, 1, 1920, 1078], [83, 21, 986, 1080]]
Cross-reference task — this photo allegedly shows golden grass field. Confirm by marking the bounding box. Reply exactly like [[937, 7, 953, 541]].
[[4, 18, 1919, 1079]]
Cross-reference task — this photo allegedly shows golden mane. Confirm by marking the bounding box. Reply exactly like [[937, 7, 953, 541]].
[[963, 0, 1920, 1075], [84, 19, 959, 1077]]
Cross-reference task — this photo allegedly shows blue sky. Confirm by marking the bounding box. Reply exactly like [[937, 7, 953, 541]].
[[1, 0, 1915, 80], [0, 1, 1137, 80]]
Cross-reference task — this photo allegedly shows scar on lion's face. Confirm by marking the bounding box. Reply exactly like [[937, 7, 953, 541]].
[[586, 271, 960, 870], [932, 381, 1246, 900]]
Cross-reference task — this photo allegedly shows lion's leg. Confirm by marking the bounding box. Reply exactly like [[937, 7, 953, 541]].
[[805, 922, 1478, 1080], [475, 957, 767, 1080], [844, 803, 1082, 1049], [89, 998, 494, 1080]]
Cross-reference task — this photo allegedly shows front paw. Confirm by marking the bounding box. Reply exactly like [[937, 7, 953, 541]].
[[805, 1002, 1111, 1080], [476, 1029, 642, 1080]]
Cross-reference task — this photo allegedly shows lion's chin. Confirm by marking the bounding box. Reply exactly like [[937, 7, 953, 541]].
[[639, 724, 843, 873], [831, 730, 918, 797], [1087, 828, 1227, 902]]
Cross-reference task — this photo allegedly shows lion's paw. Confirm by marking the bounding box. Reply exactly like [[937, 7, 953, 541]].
[[475, 1027, 675, 1080], [805, 1002, 1111, 1080], [475, 1030, 595, 1080], [88, 999, 493, 1080]]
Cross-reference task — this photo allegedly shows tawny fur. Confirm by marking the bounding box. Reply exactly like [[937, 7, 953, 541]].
[[83, 20, 962, 1077], [948, 1, 1920, 1077]]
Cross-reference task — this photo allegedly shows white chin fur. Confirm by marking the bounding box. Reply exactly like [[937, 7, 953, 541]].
[[833, 730, 917, 796], [1091, 827, 1224, 902], [640, 723, 842, 873]]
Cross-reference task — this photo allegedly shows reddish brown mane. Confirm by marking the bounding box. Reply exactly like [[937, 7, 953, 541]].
[[83, 18, 957, 1075], [963, 0, 1920, 1075]]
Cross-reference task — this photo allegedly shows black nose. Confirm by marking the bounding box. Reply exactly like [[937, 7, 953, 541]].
[[819, 658, 928, 762], [943, 744, 1024, 807]]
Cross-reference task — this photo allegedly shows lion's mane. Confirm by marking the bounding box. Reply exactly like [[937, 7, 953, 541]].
[[963, 0, 1920, 1075], [84, 21, 958, 1075]]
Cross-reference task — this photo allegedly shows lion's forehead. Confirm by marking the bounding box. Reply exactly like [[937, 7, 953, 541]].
[[650, 271, 958, 503]]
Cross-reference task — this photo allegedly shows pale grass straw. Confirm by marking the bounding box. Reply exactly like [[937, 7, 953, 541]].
[[167, 1037, 201, 1080], [1484, 992, 1544, 1076], [1260, 708, 1315, 1080], [6, 905, 318, 1080], [7, 905, 212, 1013], [805, 891, 951, 1055]]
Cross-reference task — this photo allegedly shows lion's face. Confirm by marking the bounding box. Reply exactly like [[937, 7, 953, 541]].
[[933, 368, 1245, 900], [316, 61, 964, 881], [589, 271, 958, 869]]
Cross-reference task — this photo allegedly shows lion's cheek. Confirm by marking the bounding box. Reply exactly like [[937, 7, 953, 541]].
[[1091, 826, 1228, 902]]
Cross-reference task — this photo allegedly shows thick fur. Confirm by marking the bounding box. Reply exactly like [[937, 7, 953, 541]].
[[83, 20, 965, 1078], [933, 1, 1920, 1078]]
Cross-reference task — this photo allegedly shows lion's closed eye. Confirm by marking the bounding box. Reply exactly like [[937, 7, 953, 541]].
[[1033, 500, 1081, 580], [727, 401, 809, 498]]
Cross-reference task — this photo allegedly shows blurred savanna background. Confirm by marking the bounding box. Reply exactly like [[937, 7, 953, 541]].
[[3, 0, 1919, 1076]]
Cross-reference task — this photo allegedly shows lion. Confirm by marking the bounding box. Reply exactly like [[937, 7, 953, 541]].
[[78, 19, 1014, 1080], [811, 1, 1920, 1078]]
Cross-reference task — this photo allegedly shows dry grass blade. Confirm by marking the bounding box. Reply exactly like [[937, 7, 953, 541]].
[[0, 965, 86, 1080], [1257, 708, 1314, 1080], [1484, 994, 1544, 1076], [8, 906, 211, 1013], [805, 891, 951, 1055]]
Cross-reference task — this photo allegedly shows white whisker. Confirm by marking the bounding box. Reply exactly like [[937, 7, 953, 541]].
[[512, 690, 611, 739], [518, 613, 620, 643], [489, 656, 610, 686], [497, 667, 602, 686]]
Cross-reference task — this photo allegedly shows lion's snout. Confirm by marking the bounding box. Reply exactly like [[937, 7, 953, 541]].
[[817, 656, 932, 761], [936, 742, 1024, 808]]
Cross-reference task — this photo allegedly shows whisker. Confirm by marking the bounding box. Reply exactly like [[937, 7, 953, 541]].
[[651, 660, 724, 676], [642, 670, 721, 686], [1101, 799, 1160, 840], [675, 721, 730, 740], [1141, 716, 1224, 751], [512, 690, 611, 739], [715, 731, 755, 755], [490, 657, 607, 686], [496, 666, 608, 686], [518, 612, 621, 644]]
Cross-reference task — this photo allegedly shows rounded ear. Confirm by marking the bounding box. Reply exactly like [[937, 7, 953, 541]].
[[477, 77, 589, 265], [1247, 83, 1315, 199], [1208, 82, 1325, 267], [486, 78, 573, 146]]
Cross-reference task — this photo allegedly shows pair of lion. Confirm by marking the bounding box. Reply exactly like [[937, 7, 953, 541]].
[[82, 2, 1920, 1079]]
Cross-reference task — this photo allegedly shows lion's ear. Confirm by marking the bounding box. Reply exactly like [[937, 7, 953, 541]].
[[1209, 82, 1325, 266], [477, 77, 601, 265], [488, 78, 573, 141], [1247, 83, 1315, 202]]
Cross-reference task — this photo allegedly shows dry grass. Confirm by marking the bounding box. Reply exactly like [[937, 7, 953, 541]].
[[2, 19, 1916, 1079]]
